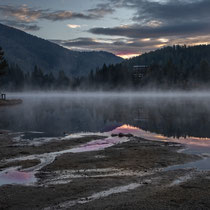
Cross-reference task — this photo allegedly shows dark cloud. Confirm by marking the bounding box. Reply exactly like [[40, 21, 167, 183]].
[[0, 19, 40, 31], [0, 4, 111, 23], [130, 0, 210, 22], [41, 11, 97, 21], [107, 0, 210, 23], [0, 5, 43, 22], [50, 37, 168, 56], [89, 0, 210, 41], [87, 3, 115, 18], [90, 21, 210, 39]]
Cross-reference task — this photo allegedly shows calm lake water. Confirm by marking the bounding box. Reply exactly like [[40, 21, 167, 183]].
[[1, 92, 210, 139]]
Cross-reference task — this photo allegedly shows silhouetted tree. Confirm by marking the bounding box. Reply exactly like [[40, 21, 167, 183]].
[[0, 47, 7, 76], [57, 70, 69, 89], [31, 65, 45, 88], [0, 47, 8, 93], [199, 60, 210, 82]]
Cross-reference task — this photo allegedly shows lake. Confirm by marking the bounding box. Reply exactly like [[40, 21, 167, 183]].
[[1, 92, 210, 140]]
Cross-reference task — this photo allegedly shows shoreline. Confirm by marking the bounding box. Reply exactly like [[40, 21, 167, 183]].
[[0, 99, 22, 106], [1, 131, 210, 209], [6, 91, 210, 99]]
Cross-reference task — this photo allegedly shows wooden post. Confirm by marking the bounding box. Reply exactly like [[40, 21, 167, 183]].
[[1, 93, 6, 100]]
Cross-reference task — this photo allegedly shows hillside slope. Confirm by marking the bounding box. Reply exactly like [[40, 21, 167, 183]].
[[0, 23, 123, 77]]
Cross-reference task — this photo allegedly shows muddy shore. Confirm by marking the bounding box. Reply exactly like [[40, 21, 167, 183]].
[[0, 99, 22, 106], [0, 131, 209, 210]]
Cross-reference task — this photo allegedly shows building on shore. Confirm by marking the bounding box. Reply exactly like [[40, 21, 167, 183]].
[[133, 65, 148, 82]]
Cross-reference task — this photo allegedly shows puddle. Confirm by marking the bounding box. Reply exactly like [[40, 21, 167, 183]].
[[0, 167, 36, 186], [165, 157, 210, 171], [69, 137, 129, 153]]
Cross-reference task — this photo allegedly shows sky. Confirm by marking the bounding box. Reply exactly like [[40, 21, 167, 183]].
[[0, 0, 210, 59]]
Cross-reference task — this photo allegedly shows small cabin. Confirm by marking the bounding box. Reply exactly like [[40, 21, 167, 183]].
[[133, 65, 148, 80]]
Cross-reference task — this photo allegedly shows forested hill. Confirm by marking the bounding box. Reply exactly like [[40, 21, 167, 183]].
[[0, 23, 123, 77], [125, 45, 210, 71], [87, 45, 210, 89]]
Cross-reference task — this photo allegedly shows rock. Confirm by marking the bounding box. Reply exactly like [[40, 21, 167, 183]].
[[111, 133, 134, 138]]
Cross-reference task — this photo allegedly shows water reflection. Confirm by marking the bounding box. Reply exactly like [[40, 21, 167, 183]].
[[0, 168, 35, 186], [112, 124, 210, 149], [1, 93, 210, 139], [70, 137, 129, 153]]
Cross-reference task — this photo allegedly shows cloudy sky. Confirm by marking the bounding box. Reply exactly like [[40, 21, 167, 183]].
[[0, 0, 210, 58]]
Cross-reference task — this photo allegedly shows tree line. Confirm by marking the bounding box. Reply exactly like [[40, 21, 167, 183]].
[[1, 45, 210, 90], [0, 63, 83, 90], [85, 45, 210, 90]]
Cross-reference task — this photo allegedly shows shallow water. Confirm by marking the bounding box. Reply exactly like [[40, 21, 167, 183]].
[[0, 167, 36, 186], [165, 157, 210, 171], [0, 132, 130, 186]]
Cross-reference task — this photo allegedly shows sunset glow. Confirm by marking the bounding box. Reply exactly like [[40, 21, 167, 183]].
[[112, 124, 210, 148], [117, 54, 140, 59], [116, 124, 140, 130]]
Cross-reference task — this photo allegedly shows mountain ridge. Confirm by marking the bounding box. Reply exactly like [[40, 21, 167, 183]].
[[0, 23, 123, 77]]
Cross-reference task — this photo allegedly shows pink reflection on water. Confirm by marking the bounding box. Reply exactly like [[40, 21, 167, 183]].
[[0, 168, 35, 186], [70, 137, 128, 153], [111, 124, 210, 148], [174, 136, 210, 148], [111, 124, 168, 141]]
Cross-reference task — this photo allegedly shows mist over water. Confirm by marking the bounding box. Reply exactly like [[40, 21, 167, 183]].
[[1, 91, 210, 139]]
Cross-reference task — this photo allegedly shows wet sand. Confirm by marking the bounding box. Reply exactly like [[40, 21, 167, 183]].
[[0, 130, 209, 210]]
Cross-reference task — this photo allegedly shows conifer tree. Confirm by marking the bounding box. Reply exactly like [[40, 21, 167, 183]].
[[0, 47, 7, 76]]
